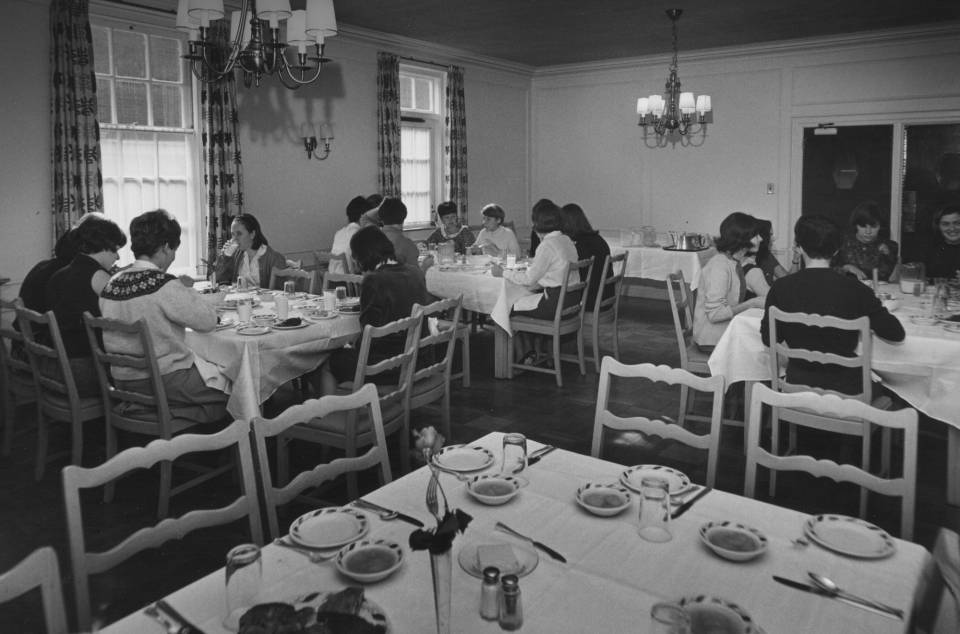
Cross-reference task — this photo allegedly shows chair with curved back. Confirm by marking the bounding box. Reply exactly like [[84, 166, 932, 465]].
[[665, 272, 714, 424], [0, 545, 68, 634], [268, 267, 316, 293], [275, 314, 422, 499], [909, 527, 960, 634], [591, 358, 725, 488], [63, 419, 263, 630], [83, 313, 232, 518], [251, 383, 393, 539], [507, 258, 594, 387], [1, 298, 36, 456], [582, 252, 628, 374], [322, 271, 364, 298], [409, 297, 463, 440], [16, 306, 103, 481], [744, 383, 917, 540]]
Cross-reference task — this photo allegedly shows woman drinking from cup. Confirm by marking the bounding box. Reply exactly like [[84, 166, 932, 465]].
[[213, 213, 287, 288]]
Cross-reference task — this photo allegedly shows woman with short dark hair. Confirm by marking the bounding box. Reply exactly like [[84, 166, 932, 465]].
[[560, 203, 611, 309], [835, 201, 899, 281], [213, 213, 287, 287], [927, 205, 960, 280]]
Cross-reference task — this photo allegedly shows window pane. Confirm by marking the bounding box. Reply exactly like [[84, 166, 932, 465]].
[[150, 36, 182, 82], [414, 78, 431, 111], [151, 84, 183, 128], [116, 80, 149, 125], [92, 26, 111, 75], [400, 76, 413, 110], [157, 135, 189, 180], [96, 77, 113, 123], [100, 131, 120, 176], [121, 131, 157, 179], [401, 126, 432, 223], [113, 30, 147, 79]]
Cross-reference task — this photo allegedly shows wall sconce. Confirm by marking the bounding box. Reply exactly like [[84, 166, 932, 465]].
[[300, 123, 334, 160]]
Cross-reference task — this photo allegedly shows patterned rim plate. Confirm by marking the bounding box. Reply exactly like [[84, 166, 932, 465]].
[[909, 315, 940, 326], [619, 465, 692, 496], [677, 595, 759, 634], [942, 322, 960, 333], [575, 482, 632, 517], [457, 539, 539, 579], [803, 514, 896, 559], [699, 521, 768, 562], [236, 325, 271, 336], [431, 445, 496, 472], [304, 309, 338, 321], [289, 507, 369, 549], [272, 321, 310, 330], [335, 539, 405, 583]]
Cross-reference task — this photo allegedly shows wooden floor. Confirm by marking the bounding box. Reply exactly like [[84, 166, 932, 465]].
[[1, 296, 957, 631]]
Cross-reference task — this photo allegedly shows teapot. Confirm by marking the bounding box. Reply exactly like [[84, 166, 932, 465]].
[[676, 233, 702, 250]]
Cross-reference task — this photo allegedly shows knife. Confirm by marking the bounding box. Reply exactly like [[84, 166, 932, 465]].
[[526, 445, 556, 466], [156, 599, 206, 634], [772, 576, 903, 620], [670, 486, 712, 519], [353, 498, 424, 527], [495, 521, 567, 563]]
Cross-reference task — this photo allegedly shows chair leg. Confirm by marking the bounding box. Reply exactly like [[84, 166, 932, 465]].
[[34, 412, 49, 481], [440, 388, 451, 441], [576, 327, 586, 377], [103, 424, 118, 503], [506, 336, 515, 380], [591, 319, 602, 374], [859, 427, 872, 519], [768, 415, 780, 498], [460, 330, 471, 388], [611, 316, 621, 363], [158, 459, 172, 519], [552, 334, 563, 387]]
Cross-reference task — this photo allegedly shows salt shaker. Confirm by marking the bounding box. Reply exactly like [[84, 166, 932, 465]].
[[480, 566, 500, 620], [498, 574, 522, 630]]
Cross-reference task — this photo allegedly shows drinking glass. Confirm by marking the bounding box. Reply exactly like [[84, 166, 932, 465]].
[[501, 433, 527, 476], [236, 276, 247, 291], [283, 280, 296, 296], [275, 294, 289, 320], [223, 543, 261, 631], [637, 477, 672, 542], [650, 603, 690, 634], [335, 286, 347, 308], [236, 298, 253, 324], [323, 291, 337, 312]]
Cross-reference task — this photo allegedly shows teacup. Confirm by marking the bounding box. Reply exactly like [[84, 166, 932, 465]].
[[251, 314, 276, 327]]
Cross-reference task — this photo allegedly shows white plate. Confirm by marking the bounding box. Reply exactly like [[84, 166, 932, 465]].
[[236, 325, 271, 336], [575, 482, 632, 517], [305, 309, 338, 321], [465, 474, 524, 505], [619, 465, 692, 496], [216, 318, 236, 330], [699, 521, 768, 562], [803, 514, 895, 559], [677, 595, 760, 634], [273, 321, 309, 330], [337, 306, 362, 315], [289, 507, 370, 549], [431, 445, 495, 472], [457, 539, 539, 579], [335, 539, 404, 583], [909, 315, 940, 326], [943, 322, 960, 333]]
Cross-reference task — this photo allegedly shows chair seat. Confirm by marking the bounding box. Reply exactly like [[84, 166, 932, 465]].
[[301, 398, 405, 436], [411, 373, 446, 398], [511, 315, 581, 336], [109, 404, 199, 435], [39, 395, 103, 420]]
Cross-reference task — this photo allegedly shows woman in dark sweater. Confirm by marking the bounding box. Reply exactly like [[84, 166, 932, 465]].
[[560, 203, 612, 310], [926, 205, 960, 281]]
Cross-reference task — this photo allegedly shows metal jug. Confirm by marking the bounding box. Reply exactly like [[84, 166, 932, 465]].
[[899, 262, 926, 294]]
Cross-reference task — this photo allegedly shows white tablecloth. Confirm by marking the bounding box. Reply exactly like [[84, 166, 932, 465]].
[[425, 267, 536, 335], [103, 432, 926, 634], [187, 297, 360, 421], [605, 241, 716, 290]]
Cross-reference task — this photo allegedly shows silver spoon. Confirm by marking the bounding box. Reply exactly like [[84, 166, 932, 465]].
[[273, 538, 338, 563], [807, 572, 904, 619]]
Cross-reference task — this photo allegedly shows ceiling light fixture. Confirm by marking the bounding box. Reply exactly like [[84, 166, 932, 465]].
[[636, 9, 711, 146], [177, 0, 337, 88]]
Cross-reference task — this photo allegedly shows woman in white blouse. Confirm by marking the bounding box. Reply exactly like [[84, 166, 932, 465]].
[[213, 213, 287, 288]]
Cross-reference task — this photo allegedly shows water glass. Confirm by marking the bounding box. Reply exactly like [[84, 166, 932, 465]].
[[236, 276, 247, 291], [283, 280, 296, 295], [335, 286, 347, 308], [501, 433, 527, 476], [275, 294, 289, 320], [223, 543, 261, 631], [236, 298, 253, 324], [650, 603, 690, 634], [638, 477, 672, 542], [323, 291, 337, 312]]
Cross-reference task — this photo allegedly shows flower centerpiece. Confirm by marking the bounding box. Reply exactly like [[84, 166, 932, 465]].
[[408, 427, 472, 634]]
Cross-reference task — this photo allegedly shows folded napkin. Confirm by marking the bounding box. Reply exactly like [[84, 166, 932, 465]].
[[512, 292, 543, 313]]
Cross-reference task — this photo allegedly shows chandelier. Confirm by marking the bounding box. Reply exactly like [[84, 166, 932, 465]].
[[636, 9, 712, 146], [176, 0, 337, 88]]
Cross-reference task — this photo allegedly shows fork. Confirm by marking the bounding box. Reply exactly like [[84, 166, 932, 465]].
[[426, 471, 441, 524], [272, 538, 338, 562]]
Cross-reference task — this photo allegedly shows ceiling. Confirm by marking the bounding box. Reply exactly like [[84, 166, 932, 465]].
[[146, 1, 960, 67]]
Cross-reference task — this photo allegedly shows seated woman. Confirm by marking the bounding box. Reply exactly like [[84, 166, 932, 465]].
[[425, 201, 475, 254], [212, 213, 287, 288], [470, 204, 521, 257], [747, 218, 796, 286], [560, 203, 612, 310], [314, 226, 430, 395], [835, 202, 898, 281], [926, 205, 960, 281], [693, 212, 766, 350], [45, 213, 127, 397]]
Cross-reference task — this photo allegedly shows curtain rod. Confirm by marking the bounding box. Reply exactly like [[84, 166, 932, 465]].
[[398, 55, 453, 70]]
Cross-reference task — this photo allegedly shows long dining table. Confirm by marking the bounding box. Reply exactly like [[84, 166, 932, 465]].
[[186, 292, 361, 421], [103, 432, 927, 633], [707, 285, 960, 503]]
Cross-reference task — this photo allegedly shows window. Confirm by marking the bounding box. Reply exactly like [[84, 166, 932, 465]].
[[92, 18, 202, 277], [399, 65, 446, 227]]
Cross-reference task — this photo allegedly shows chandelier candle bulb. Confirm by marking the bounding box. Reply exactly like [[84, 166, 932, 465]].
[[187, 0, 224, 26], [679, 92, 695, 114], [637, 98, 650, 116]]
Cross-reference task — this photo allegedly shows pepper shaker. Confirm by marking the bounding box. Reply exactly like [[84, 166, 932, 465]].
[[480, 566, 500, 621], [498, 574, 523, 630]]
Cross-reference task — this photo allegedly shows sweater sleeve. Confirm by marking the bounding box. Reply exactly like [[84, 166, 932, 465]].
[[161, 280, 218, 332], [699, 262, 736, 323], [864, 291, 906, 343]]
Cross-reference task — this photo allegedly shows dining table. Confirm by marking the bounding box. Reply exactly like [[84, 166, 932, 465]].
[[603, 239, 716, 291], [707, 284, 960, 504], [103, 432, 928, 633], [186, 292, 361, 421]]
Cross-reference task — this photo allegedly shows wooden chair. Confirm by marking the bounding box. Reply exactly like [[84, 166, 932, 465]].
[[0, 546, 68, 634], [276, 314, 422, 499], [766, 307, 885, 515], [409, 297, 463, 440], [268, 266, 316, 293], [744, 383, 917, 540], [322, 271, 364, 297], [16, 306, 103, 481], [665, 271, 714, 426], [591, 358, 724, 488], [251, 383, 392, 539], [326, 252, 355, 275], [582, 252, 628, 374], [909, 527, 960, 634], [63, 419, 263, 630], [507, 258, 594, 387], [83, 313, 232, 518], [1, 298, 36, 456]]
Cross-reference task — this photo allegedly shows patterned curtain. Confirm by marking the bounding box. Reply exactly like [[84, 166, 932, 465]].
[[445, 65, 468, 222], [50, 0, 103, 239], [201, 22, 244, 269], [377, 52, 401, 197]]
